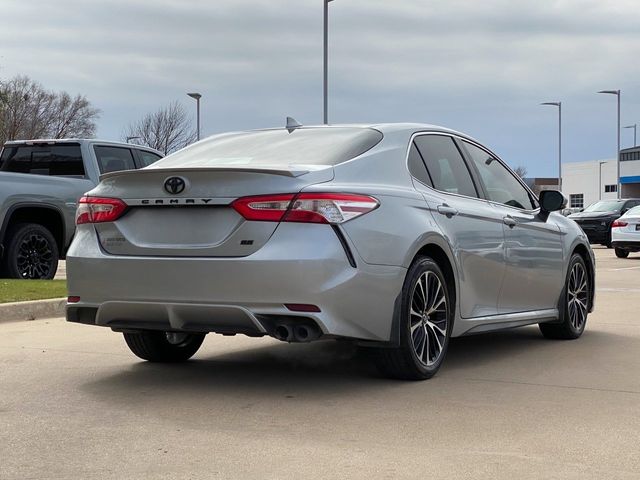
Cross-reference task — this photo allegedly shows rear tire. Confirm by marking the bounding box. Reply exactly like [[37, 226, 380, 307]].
[[615, 248, 629, 258], [3, 223, 59, 279], [540, 253, 590, 340], [374, 257, 452, 380], [123, 331, 205, 362]]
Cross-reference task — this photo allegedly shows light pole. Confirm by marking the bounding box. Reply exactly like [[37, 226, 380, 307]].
[[541, 101, 562, 192], [599, 161, 606, 200], [624, 124, 637, 147], [187, 92, 202, 141], [126, 136, 140, 143], [598, 90, 621, 198], [323, 0, 334, 125]]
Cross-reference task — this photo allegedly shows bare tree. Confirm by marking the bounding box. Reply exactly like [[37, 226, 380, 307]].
[[0, 75, 99, 144], [123, 101, 196, 155], [513, 165, 528, 179], [48, 92, 100, 139]]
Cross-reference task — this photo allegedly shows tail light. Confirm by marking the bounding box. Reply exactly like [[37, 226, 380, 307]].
[[232, 193, 379, 224], [76, 197, 128, 225], [612, 220, 628, 228]]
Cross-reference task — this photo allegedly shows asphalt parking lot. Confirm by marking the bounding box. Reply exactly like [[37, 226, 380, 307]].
[[1, 247, 639, 479]]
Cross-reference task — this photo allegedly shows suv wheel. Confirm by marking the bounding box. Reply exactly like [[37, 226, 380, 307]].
[[615, 248, 629, 258], [3, 223, 59, 279], [123, 331, 206, 362], [375, 257, 452, 380], [539, 253, 589, 339]]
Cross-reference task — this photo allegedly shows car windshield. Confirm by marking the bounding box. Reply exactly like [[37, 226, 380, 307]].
[[149, 127, 383, 170], [583, 200, 624, 213]]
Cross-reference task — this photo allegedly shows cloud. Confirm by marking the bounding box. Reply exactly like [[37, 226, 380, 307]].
[[1, 0, 639, 175]]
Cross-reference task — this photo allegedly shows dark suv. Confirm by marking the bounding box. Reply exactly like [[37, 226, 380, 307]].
[[569, 199, 640, 246]]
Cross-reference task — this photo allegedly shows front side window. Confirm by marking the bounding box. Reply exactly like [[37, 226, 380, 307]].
[[0, 144, 84, 176], [462, 141, 537, 210], [94, 146, 136, 174], [413, 135, 478, 197]]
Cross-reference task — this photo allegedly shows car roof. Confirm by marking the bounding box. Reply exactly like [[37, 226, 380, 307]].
[[3, 138, 163, 156], [219, 122, 482, 147]]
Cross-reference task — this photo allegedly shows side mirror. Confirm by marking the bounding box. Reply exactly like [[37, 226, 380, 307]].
[[539, 190, 567, 218]]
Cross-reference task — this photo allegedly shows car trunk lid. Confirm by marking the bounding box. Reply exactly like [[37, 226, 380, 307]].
[[89, 166, 334, 257]]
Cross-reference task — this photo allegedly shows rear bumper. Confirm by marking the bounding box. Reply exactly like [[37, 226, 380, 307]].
[[611, 240, 640, 251], [66, 224, 406, 342]]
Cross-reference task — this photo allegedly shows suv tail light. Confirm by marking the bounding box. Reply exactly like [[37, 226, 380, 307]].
[[612, 220, 628, 228], [232, 193, 379, 224], [76, 197, 128, 225]]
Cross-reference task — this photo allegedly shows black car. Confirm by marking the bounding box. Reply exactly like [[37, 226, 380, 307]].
[[569, 198, 640, 246]]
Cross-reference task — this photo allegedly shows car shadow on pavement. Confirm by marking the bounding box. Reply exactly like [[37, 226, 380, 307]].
[[79, 325, 612, 404]]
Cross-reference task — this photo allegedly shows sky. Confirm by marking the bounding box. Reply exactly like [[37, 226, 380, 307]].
[[2, 0, 640, 176]]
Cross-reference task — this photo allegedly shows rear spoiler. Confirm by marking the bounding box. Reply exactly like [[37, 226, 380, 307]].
[[99, 166, 320, 182]]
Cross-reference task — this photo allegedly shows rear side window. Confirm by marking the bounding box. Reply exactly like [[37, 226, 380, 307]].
[[414, 135, 478, 198], [136, 150, 162, 168], [94, 146, 136, 174], [152, 127, 383, 169], [0, 144, 84, 176], [407, 142, 432, 186]]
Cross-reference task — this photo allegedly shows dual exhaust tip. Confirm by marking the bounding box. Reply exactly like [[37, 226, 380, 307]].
[[273, 323, 321, 343]]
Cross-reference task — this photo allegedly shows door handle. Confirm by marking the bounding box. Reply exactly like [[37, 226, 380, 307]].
[[437, 204, 459, 217], [503, 216, 517, 228]]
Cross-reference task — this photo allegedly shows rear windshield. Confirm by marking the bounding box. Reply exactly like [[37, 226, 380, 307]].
[[150, 127, 383, 170], [0, 143, 85, 177]]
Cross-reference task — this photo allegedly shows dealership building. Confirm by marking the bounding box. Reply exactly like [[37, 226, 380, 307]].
[[561, 146, 640, 209]]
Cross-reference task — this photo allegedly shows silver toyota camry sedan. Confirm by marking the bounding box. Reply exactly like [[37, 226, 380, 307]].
[[66, 123, 595, 380]]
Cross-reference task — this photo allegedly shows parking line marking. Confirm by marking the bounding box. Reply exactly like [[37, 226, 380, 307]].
[[608, 265, 640, 271]]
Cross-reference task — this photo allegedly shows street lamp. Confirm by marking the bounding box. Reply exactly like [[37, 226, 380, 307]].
[[126, 136, 141, 143], [187, 92, 202, 141], [323, 0, 334, 125], [541, 101, 562, 192], [599, 161, 606, 200], [624, 124, 637, 147], [597, 90, 621, 199]]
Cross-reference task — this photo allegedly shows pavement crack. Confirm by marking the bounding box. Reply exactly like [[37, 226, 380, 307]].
[[464, 377, 640, 395]]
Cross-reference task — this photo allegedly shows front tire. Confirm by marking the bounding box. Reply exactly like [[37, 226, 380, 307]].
[[123, 331, 205, 362], [539, 253, 590, 340], [3, 223, 59, 279], [615, 248, 629, 258], [375, 257, 452, 380]]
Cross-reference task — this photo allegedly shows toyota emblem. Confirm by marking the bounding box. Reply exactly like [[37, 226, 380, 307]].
[[164, 177, 186, 195]]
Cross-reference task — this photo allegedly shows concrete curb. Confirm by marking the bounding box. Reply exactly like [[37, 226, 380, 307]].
[[0, 298, 66, 324]]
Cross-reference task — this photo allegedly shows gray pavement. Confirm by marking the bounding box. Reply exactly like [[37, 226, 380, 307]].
[[54, 259, 66, 280], [1, 247, 639, 479]]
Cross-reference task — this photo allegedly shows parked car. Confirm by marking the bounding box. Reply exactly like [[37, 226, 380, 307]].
[[0, 139, 163, 279], [611, 205, 640, 258], [66, 123, 595, 380], [568, 199, 640, 247]]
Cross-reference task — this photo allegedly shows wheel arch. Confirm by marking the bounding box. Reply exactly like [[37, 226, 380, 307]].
[[388, 237, 459, 346], [571, 242, 595, 312], [0, 203, 66, 259]]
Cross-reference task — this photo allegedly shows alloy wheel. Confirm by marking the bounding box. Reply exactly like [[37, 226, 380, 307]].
[[409, 271, 448, 366], [16, 233, 54, 279], [567, 262, 588, 330]]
